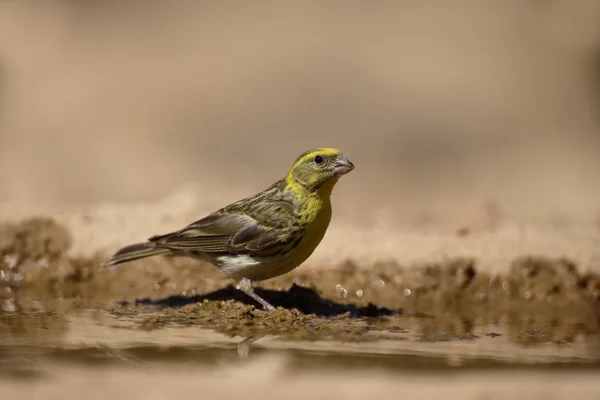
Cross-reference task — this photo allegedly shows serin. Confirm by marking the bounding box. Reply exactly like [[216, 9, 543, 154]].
[[105, 148, 354, 310]]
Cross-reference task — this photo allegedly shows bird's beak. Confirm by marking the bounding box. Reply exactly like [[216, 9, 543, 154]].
[[332, 155, 355, 175]]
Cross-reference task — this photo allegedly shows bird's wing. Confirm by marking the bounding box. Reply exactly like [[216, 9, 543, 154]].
[[148, 203, 300, 256]]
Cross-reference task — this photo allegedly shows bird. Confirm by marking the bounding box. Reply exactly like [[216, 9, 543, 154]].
[[105, 148, 354, 310]]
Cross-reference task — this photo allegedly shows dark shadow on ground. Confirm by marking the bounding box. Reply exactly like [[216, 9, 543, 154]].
[[127, 284, 397, 318]]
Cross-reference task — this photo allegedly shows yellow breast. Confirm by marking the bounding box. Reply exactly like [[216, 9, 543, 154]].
[[227, 192, 332, 282], [292, 194, 332, 262]]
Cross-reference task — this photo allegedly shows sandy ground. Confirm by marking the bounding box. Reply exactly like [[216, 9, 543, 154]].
[[2, 1, 600, 398]]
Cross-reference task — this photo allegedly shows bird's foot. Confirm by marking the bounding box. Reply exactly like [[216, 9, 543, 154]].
[[237, 278, 275, 311]]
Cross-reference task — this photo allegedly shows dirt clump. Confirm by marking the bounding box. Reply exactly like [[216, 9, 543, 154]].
[[0, 217, 72, 262], [111, 300, 402, 342]]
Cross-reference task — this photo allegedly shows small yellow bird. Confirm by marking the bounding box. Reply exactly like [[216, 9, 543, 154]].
[[105, 148, 354, 310]]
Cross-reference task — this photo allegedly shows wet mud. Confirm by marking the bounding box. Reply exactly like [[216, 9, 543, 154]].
[[1, 217, 599, 348], [1, 216, 600, 400]]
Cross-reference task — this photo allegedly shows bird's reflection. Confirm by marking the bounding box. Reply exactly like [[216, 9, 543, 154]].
[[236, 335, 263, 358]]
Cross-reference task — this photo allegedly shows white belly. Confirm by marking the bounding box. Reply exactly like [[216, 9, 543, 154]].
[[217, 254, 261, 277]]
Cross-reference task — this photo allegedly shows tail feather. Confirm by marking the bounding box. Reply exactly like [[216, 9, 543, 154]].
[[105, 242, 172, 267]]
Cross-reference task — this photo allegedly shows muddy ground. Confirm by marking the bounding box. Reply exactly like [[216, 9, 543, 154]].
[[1, 216, 600, 399], [1, 216, 599, 346]]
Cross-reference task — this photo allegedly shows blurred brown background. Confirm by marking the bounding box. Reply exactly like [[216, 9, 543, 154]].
[[2, 0, 600, 226]]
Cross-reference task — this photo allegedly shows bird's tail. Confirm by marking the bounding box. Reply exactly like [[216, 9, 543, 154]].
[[104, 242, 172, 267]]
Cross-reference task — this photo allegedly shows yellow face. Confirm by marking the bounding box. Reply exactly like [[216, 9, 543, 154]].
[[287, 148, 354, 193]]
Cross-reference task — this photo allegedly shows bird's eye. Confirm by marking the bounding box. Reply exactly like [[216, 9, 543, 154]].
[[314, 155, 323, 164]]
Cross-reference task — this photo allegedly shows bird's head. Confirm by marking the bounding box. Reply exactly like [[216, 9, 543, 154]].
[[286, 148, 354, 195]]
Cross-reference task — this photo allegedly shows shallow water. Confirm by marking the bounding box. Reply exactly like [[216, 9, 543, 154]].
[[1, 293, 600, 400], [2, 305, 599, 381]]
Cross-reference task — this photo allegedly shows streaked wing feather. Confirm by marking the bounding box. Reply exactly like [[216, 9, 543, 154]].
[[148, 206, 300, 256], [154, 236, 230, 252], [228, 225, 286, 252], [245, 230, 285, 251]]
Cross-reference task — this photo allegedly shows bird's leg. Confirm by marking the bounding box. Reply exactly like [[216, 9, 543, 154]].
[[237, 278, 275, 310]]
